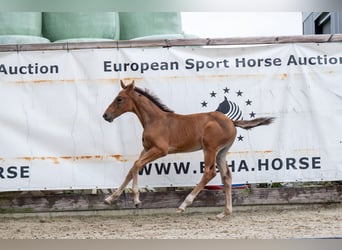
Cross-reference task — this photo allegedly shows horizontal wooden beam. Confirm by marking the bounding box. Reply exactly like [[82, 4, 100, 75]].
[[0, 185, 341, 213], [1, 34, 342, 52]]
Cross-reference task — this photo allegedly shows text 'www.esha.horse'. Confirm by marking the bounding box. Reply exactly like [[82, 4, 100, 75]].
[[103, 80, 275, 219]]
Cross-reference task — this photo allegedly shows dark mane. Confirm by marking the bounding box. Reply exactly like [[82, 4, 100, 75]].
[[134, 87, 174, 113]]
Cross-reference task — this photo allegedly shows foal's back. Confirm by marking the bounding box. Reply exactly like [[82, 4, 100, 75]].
[[165, 111, 237, 154]]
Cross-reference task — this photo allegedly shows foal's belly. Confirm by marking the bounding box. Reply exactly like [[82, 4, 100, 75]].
[[167, 137, 203, 154]]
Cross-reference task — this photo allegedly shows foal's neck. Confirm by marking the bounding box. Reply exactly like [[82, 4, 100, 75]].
[[132, 95, 166, 127]]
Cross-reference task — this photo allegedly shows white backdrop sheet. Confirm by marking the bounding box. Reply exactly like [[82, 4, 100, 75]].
[[0, 43, 342, 191]]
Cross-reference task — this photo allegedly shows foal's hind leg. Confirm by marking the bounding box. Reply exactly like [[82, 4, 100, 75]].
[[177, 148, 217, 212], [216, 146, 233, 219]]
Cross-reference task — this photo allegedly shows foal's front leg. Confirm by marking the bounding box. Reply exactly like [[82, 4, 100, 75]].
[[104, 150, 145, 205], [104, 167, 134, 205], [131, 147, 167, 207], [105, 147, 166, 206]]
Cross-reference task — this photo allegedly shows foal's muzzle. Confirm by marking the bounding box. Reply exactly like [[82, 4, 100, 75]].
[[103, 113, 114, 122]]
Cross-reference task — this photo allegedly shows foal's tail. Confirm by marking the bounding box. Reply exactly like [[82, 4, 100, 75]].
[[233, 117, 275, 130]]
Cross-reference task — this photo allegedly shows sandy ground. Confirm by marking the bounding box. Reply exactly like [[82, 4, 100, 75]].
[[0, 204, 341, 239]]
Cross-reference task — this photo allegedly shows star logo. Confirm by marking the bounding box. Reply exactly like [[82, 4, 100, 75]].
[[210, 91, 217, 98], [200, 82, 258, 142], [245, 99, 252, 106], [201, 101, 208, 107], [236, 90, 243, 96]]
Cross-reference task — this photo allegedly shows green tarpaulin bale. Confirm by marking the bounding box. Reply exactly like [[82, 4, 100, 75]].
[[43, 12, 120, 42], [0, 12, 42, 36], [0, 35, 50, 45], [131, 34, 198, 40], [119, 12, 182, 40], [54, 38, 114, 43], [131, 34, 200, 48], [130, 34, 185, 40]]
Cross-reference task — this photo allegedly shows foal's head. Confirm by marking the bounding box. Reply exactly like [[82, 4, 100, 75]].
[[103, 80, 136, 122]]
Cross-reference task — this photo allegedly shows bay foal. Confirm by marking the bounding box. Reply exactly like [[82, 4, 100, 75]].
[[103, 80, 274, 219]]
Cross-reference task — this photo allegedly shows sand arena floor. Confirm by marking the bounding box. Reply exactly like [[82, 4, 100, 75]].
[[0, 204, 341, 239]]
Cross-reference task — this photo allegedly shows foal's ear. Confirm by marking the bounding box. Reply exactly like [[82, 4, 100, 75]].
[[126, 80, 135, 92], [120, 80, 126, 89]]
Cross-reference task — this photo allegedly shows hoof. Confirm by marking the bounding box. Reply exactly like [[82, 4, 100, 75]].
[[176, 207, 185, 213], [216, 211, 231, 220], [135, 202, 142, 208], [104, 196, 113, 205]]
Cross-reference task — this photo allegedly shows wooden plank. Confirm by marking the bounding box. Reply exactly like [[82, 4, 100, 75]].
[[1, 34, 342, 52], [0, 185, 341, 213]]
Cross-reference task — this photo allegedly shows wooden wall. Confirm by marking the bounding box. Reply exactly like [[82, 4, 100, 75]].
[[0, 185, 341, 213]]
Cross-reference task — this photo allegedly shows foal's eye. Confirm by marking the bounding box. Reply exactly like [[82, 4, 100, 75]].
[[117, 97, 123, 103]]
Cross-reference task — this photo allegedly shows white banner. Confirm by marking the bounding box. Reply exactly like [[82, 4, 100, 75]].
[[0, 43, 342, 191]]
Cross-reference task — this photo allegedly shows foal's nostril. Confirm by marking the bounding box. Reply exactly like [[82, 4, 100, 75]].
[[103, 113, 108, 119]]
